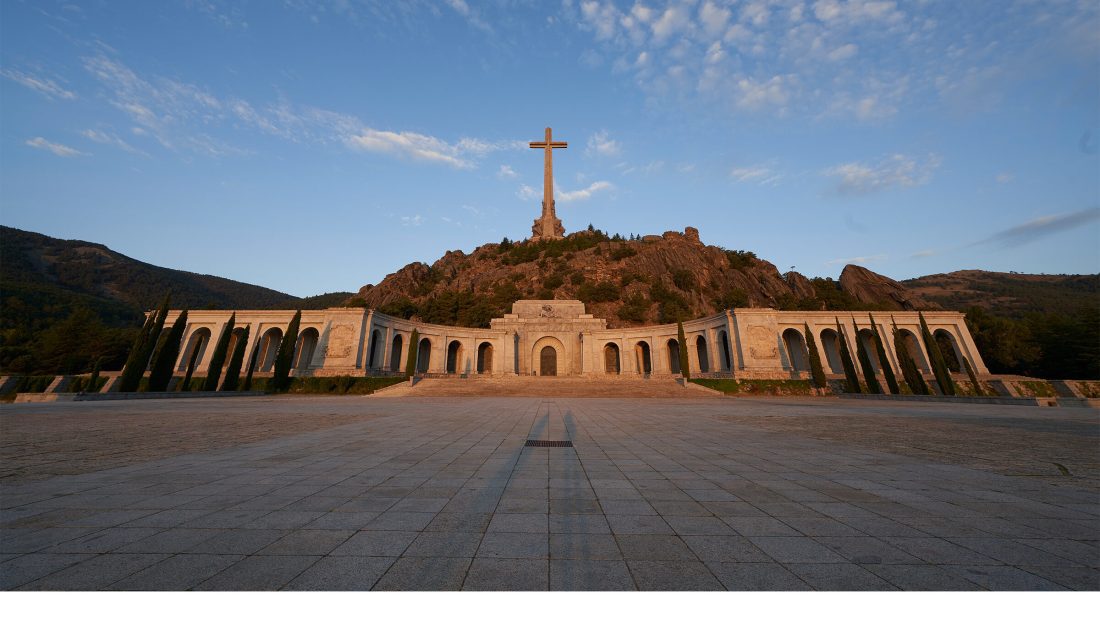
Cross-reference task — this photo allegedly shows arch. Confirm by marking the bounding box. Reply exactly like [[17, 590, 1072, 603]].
[[389, 334, 404, 372], [293, 328, 319, 370], [477, 342, 494, 374], [819, 328, 843, 374], [718, 330, 732, 371], [696, 335, 710, 373], [635, 341, 652, 374], [367, 328, 382, 369], [898, 329, 931, 373], [858, 329, 881, 374], [933, 329, 963, 372], [446, 340, 463, 374], [532, 336, 565, 376], [256, 327, 283, 372], [416, 338, 432, 373], [667, 339, 681, 374], [782, 328, 809, 372], [604, 343, 621, 374], [178, 327, 211, 371], [539, 346, 557, 376]]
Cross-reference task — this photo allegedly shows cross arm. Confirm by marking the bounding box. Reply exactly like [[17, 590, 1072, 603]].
[[529, 142, 568, 148]]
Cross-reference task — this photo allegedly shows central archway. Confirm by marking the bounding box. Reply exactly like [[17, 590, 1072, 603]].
[[531, 336, 566, 376], [539, 346, 557, 376]]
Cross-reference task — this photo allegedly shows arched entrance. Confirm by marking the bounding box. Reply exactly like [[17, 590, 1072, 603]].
[[898, 329, 931, 373], [390, 334, 403, 372], [417, 338, 432, 373], [293, 328, 319, 370], [858, 329, 881, 374], [667, 339, 681, 374], [782, 328, 809, 372], [819, 328, 843, 373], [539, 346, 557, 376], [477, 342, 493, 374], [604, 343, 621, 374], [635, 341, 652, 374], [696, 335, 710, 373], [719, 330, 732, 371], [256, 327, 283, 371], [933, 329, 963, 372], [446, 340, 462, 374], [367, 328, 381, 369], [178, 328, 211, 371]]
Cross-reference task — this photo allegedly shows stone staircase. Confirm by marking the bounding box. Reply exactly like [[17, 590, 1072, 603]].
[[371, 376, 724, 398]]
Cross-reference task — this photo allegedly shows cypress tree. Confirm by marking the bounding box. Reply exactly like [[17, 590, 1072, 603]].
[[853, 321, 882, 394], [835, 318, 861, 393], [405, 329, 420, 377], [86, 357, 102, 394], [676, 321, 690, 379], [804, 324, 827, 388], [869, 315, 900, 394], [892, 320, 930, 395], [919, 312, 956, 396], [148, 309, 188, 391], [221, 324, 250, 392], [963, 357, 984, 397], [242, 342, 259, 391], [202, 314, 236, 391], [270, 310, 301, 392], [119, 293, 171, 392], [180, 338, 202, 391]]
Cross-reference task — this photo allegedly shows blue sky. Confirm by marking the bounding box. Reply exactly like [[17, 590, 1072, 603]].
[[1, 0, 1097, 297]]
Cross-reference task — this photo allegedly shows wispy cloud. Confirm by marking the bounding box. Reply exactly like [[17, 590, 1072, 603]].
[[497, 164, 518, 179], [995, 172, 1015, 184], [444, 0, 492, 33], [585, 130, 621, 157], [731, 164, 781, 186], [1, 68, 76, 100], [975, 208, 1100, 247], [81, 52, 516, 167], [910, 249, 938, 258], [558, 180, 614, 203], [516, 184, 539, 201], [825, 254, 887, 266], [25, 137, 84, 157], [400, 214, 424, 227], [81, 129, 148, 157], [824, 154, 940, 195]]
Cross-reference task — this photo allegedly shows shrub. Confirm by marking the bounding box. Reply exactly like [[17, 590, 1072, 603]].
[[610, 244, 636, 260], [220, 324, 250, 392], [405, 329, 420, 377], [118, 293, 171, 392], [835, 318, 861, 394], [920, 313, 956, 396], [569, 272, 586, 285], [148, 310, 187, 391], [724, 249, 756, 270], [578, 282, 620, 303], [853, 323, 882, 394], [617, 293, 650, 323], [804, 324, 827, 388], [869, 315, 900, 394], [671, 269, 695, 291], [202, 314, 235, 391], [270, 310, 301, 392]]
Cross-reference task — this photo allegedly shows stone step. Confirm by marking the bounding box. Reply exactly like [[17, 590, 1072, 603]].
[[376, 376, 723, 398]]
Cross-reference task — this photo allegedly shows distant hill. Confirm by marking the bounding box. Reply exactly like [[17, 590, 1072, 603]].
[[0, 226, 351, 374], [903, 270, 1100, 318]]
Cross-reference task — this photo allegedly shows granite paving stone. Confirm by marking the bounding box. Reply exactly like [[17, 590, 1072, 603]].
[[18, 553, 170, 590], [707, 561, 812, 590], [107, 554, 243, 590], [550, 559, 635, 590], [193, 555, 320, 590], [549, 533, 623, 560], [463, 558, 548, 590], [627, 560, 724, 590], [372, 557, 471, 591], [257, 529, 355, 556], [282, 556, 395, 590]]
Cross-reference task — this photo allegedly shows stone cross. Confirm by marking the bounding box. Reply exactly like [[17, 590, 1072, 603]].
[[529, 127, 567, 240]]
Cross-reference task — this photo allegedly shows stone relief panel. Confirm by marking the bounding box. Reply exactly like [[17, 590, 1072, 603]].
[[323, 324, 355, 359], [748, 325, 778, 360]]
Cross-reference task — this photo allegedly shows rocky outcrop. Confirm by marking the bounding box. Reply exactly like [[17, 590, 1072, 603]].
[[839, 264, 940, 311], [351, 228, 939, 327]]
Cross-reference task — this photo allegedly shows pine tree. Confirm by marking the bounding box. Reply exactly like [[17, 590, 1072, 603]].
[[919, 312, 956, 396], [869, 315, 900, 394], [892, 320, 930, 395], [853, 321, 882, 394], [270, 310, 301, 392], [835, 318, 861, 393], [963, 357, 984, 396], [804, 324, 828, 388], [220, 324, 250, 392], [180, 339, 202, 391], [148, 309, 188, 391], [118, 293, 171, 392], [676, 321, 690, 379], [405, 329, 420, 377], [86, 357, 102, 394], [242, 342, 259, 391], [202, 314, 235, 391]]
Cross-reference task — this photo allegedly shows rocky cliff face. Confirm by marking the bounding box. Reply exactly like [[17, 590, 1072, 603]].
[[839, 264, 941, 311], [351, 227, 932, 328]]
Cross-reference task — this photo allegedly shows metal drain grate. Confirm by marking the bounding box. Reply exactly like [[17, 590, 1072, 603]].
[[525, 440, 573, 448]]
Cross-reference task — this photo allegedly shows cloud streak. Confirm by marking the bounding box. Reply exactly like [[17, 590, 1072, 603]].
[[1, 68, 76, 100], [824, 154, 940, 195], [25, 137, 84, 157], [975, 208, 1100, 247]]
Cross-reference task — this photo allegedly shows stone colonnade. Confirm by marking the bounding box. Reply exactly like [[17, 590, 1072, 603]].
[[156, 300, 988, 380]]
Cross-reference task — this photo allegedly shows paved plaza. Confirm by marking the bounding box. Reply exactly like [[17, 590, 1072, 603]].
[[1, 395, 1097, 591]]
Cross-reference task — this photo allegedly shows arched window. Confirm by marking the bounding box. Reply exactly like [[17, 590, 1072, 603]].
[[178, 328, 211, 371], [256, 328, 283, 372], [933, 329, 963, 372], [719, 330, 732, 371], [446, 340, 462, 374], [819, 329, 843, 373]]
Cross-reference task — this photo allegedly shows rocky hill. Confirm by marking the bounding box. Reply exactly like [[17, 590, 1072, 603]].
[[352, 227, 938, 328], [904, 270, 1100, 318]]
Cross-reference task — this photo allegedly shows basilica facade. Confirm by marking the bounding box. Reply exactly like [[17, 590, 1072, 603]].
[[160, 299, 988, 384]]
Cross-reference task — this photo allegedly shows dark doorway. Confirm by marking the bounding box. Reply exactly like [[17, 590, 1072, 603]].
[[540, 346, 557, 376]]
